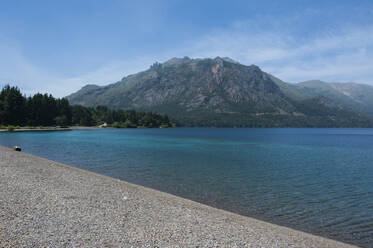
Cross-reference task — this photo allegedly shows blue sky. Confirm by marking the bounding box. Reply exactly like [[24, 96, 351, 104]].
[[1, 0, 373, 96]]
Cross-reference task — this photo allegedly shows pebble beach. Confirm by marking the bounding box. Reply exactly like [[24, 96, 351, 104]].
[[0, 145, 359, 248]]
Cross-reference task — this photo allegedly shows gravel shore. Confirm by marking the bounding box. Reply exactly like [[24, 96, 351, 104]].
[[0, 145, 358, 247]]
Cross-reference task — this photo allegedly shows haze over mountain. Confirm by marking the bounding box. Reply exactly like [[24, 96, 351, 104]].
[[67, 57, 373, 127], [295, 81, 373, 118]]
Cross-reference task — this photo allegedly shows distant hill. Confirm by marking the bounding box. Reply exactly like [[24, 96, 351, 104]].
[[66, 57, 373, 127], [294, 80, 373, 118]]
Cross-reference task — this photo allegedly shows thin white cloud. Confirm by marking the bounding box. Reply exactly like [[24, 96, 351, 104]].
[[182, 23, 373, 85], [0, 39, 157, 97], [53, 58, 155, 97], [0, 41, 57, 95], [1, 16, 373, 98]]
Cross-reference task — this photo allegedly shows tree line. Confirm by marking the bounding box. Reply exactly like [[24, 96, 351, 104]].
[[0, 85, 173, 128]]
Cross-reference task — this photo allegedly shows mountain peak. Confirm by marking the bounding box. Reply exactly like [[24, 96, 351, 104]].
[[68, 56, 283, 116], [221, 57, 240, 64], [163, 56, 191, 66], [163, 56, 242, 67], [66, 56, 373, 127]]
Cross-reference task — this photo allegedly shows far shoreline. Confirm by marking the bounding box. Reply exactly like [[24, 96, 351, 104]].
[[1, 126, 373, 133], [0, 126, 100, 132]]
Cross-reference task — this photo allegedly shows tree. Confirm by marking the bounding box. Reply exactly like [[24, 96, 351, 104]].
[[56, 98, 72, 125], [0, 85, 26, 125], [0, 85, 174, 128]]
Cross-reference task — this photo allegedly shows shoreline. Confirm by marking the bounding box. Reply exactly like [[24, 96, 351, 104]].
[[0, 126, 100, 132], [0, 145, 359, 247]]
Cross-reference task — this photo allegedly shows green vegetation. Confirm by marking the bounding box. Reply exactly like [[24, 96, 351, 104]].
[[7, 125, 15, 131], [0, 85, 173, 128], [0, 125, 21, 131]]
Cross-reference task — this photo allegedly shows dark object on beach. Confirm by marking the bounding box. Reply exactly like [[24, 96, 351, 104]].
[[13, 146, 21, 152]]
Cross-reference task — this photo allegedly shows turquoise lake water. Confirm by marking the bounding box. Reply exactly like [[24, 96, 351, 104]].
[[1, 128, 373, 247]]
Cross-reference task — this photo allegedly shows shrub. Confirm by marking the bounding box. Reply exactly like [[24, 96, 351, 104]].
[[111, 122, 121, 128]]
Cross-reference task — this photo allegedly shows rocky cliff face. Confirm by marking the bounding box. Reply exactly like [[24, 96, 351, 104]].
[[68, 57, 291, 112], [67, 57, 373, 127]]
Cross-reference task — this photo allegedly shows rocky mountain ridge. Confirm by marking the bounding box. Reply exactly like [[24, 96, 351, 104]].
[[67, 57, 373, 127]]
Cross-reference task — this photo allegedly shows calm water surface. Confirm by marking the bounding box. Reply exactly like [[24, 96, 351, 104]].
[[1, 128, 373, 247]]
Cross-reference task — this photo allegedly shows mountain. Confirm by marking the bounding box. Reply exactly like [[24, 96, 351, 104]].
[[258, 75, 373, 120], [67, 57, 373, 127], [295, 80, 373, 118], [266, 74, 309, 101]]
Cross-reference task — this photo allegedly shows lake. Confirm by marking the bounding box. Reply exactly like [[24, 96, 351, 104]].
[[1, 128, 373, 247]]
